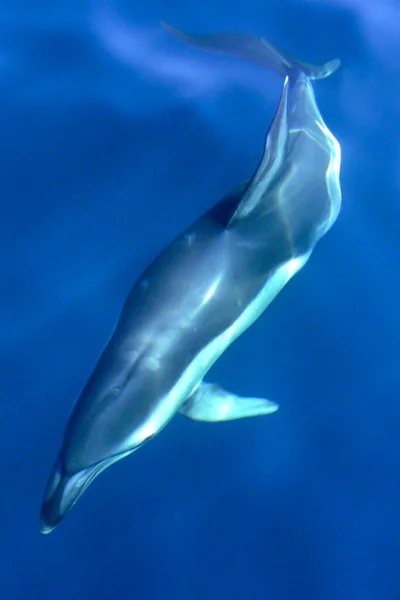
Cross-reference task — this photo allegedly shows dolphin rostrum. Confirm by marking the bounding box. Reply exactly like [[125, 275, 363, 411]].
[[40, 24, 342, 533]]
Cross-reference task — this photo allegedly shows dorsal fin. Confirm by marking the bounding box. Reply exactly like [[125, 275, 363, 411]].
[[226, 76, 289, 227]]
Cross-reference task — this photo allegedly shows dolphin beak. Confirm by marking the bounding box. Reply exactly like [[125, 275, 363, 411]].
[[40, 458, 107, 534], [40, 450, 133, 534]]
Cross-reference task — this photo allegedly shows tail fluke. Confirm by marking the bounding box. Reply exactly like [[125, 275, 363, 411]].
[[161, 22, 340, 81]]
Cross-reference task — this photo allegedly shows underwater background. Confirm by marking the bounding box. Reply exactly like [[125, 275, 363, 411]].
[[2, 0, 400, 598]]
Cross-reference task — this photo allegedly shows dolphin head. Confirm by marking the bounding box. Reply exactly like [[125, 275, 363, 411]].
[[40, 347, 172, 534]]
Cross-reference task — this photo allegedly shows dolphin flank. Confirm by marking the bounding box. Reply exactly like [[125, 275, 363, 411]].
[[40, 23, 342, 534]]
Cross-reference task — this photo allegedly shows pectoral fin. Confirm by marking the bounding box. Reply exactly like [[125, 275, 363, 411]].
[[179, 382, 279, 422]]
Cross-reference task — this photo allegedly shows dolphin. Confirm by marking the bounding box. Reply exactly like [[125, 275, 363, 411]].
[[40, 24, 342, 534]]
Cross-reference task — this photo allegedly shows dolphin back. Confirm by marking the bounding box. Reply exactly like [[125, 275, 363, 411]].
[[161, 22, 340, 80]]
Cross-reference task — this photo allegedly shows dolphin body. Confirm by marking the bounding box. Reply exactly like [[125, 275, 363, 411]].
[[41, 24, 342, 534]]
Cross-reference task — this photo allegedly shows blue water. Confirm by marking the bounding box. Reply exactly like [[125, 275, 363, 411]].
[[2, 1, 400, 598]]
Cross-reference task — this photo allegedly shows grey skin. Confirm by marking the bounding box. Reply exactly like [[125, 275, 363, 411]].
[[40, 24, 342, 534]]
